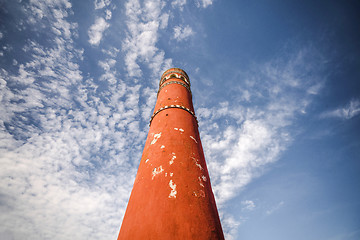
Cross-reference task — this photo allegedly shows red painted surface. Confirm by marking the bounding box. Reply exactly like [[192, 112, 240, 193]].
[[117, 68, 225, 240]]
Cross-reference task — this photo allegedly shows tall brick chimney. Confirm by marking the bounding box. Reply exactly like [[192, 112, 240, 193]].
[[118, 68, 224, 239]]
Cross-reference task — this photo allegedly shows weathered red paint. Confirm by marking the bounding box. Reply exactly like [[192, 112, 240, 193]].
[[118, 68, 225, 240]]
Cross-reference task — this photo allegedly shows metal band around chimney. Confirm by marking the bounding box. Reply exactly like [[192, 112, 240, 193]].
[[157, 81, 192, 97], [161, 70, 190, 84], [159, 74, 190, 87], [149, 105, 198, 126], [161, 69, 189, 81]]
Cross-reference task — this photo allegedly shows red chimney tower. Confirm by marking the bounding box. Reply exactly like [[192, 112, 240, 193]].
[[117, 68, 225, 239]]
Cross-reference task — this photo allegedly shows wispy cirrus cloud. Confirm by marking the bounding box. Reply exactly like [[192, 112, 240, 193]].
[[196, 47, 326, 237], [266, 201, 285, 215], [173, 25, 194, 41], [320, 98, 360, 120], [241, 200, 256, 211], [201, 48, 325, 205]]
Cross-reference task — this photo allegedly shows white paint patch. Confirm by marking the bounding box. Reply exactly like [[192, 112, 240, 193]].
[[195, 163, 203, 170], [170, 172, 174, 177], [190, 136, 198, 143], [193, 190, 205, 198], [152, 166, 164, 179], [145, 159, 149, 163], [169, 153, 176, 165], [198, 177, 205, 188], [161, 145, 165, 149], [165, 173, 168, 177], [173, 127, 184, 133], [191, 157, 203, 170], [151, 132, 162, 145], [168, 180, 177, 198], [202, 175, 207, 182]]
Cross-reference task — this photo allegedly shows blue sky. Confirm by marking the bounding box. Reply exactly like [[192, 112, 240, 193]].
[[0, 0, 359, 239]]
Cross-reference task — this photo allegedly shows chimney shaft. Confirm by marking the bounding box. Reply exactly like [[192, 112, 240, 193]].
[[118, 68, 225, 240]]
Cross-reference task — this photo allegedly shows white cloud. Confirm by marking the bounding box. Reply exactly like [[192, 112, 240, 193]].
[[241, 200, 256, 211], [307, 82, 323, 95], [101, 47, 120, 57], [320, 98, 360, 120], [195, 48, 325, 238], [122, 0, 172, 77], [141, 86, 157, 120], [98, 58, 118, 84], [207, 119, 287, 205], [196, 0, 213, 8], [0, 133, 135, 238], [88, 17, 109, 46], [26, 0, 74, 39], [221, 213, 242, 240], [0, 1, 148, 239], [94, 0, 111, 10], [105, 9, 112, 20], [172, 0, 186, 10], [99, 58, 116, 71], [266, 201, 285, 215], [173, 25, 194, 41]]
